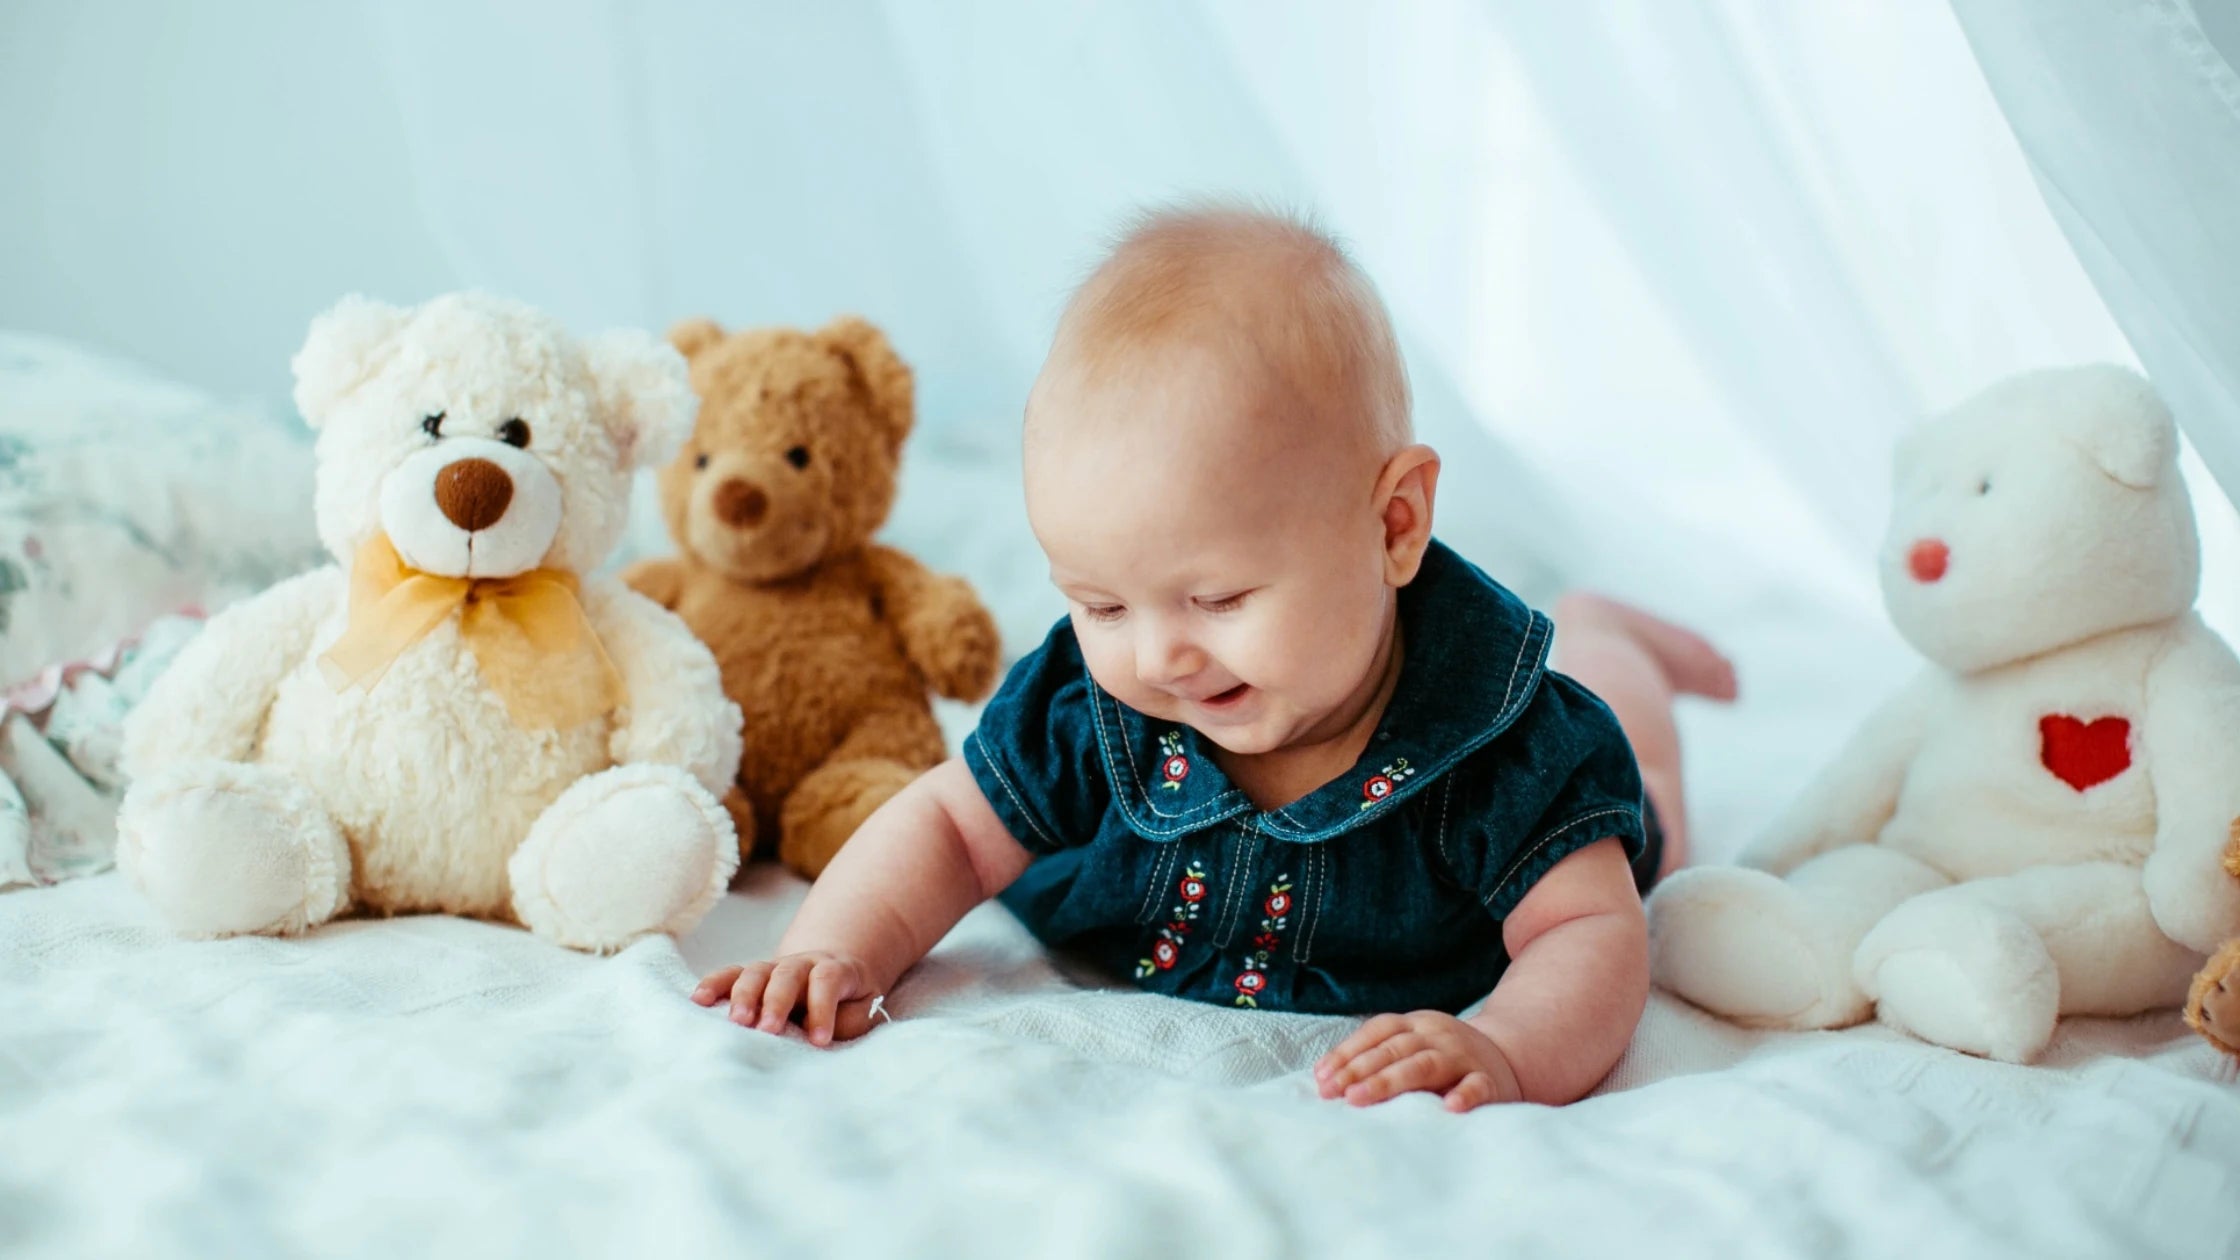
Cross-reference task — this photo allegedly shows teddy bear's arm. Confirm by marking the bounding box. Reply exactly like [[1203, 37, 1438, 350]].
[[120, 566, 346, 777], [1737, 672, 1940, 875], [580, 576, 744, 798], [864, 545, 1002, 703], [2140, 618, 2240, 952], [621, 556, 687, 611]]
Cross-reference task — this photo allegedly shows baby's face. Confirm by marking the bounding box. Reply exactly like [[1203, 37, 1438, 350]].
[[1025, 351, 1397, 757]]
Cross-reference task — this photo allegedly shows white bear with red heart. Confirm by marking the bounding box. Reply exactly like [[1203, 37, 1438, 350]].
[[1649, 365, 2240, 1061]]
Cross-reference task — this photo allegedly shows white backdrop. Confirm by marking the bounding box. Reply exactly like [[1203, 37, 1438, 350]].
[[6, 0, 2237, 853]]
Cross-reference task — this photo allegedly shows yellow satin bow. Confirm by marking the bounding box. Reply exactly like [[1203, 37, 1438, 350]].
[[318, 534, 627, 730]]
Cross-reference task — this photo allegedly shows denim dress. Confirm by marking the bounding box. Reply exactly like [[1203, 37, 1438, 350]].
[[964, 540, 1660, 1016]]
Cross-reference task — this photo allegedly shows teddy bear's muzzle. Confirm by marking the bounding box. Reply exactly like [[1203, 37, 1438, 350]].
[[378, 438, 564, 580]]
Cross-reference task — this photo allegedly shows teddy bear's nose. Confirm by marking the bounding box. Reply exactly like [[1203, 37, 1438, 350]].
[[434, 458, 515, 533], [714, 478, 769, 529], [1907, 538, 1950, 583]]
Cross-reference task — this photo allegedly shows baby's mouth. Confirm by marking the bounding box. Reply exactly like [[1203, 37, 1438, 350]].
[[1199, 683, 1252, 709]]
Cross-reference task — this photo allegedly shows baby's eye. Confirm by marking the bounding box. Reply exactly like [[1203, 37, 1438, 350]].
[[1196, 592, 1250, 614], [1078, 603, 1126, 624]]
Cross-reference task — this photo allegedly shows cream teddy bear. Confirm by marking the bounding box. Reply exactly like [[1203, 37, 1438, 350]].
[[117, 293, 743, 952], [1649, 365, 2240, 1061]]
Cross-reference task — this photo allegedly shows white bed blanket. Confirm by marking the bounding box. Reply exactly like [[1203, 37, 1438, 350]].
[[2, 865, 2235, 1260], [6, 435, 2240, 1257]]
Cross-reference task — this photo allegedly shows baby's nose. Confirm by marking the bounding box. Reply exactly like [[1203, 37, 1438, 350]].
[[1135, 627, 1203, 687]]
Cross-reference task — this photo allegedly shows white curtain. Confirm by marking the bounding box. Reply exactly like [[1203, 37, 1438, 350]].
[[1952, 0, 2240, 511], [6, 0, 2234, 665]]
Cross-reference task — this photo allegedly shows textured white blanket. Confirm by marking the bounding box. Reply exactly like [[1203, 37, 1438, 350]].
[[2, 866, 2234, 1259]]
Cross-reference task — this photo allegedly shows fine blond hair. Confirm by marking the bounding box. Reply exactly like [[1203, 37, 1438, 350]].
[[1037, 202, 1412, 457]]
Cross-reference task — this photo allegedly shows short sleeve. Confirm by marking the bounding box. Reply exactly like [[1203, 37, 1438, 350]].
[[1437, 671, 1649, 919], [961, 622, 1112, 855]]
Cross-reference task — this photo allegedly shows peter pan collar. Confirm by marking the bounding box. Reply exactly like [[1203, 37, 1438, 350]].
[[1092, 540, 1551, 843]]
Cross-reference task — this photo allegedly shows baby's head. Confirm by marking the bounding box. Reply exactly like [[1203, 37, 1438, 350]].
[[1025, 204, 1439, 757]]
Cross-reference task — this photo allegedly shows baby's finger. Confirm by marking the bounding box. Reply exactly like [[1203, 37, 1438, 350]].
[[757, 960, 811, 1034], [693, 965, 744, 1006], [804, 965, 856, 1047], [1318, 1014, 1410, 1076], [1318, 1032, 1424, 1096], [1344, 1051, 1457, 1107], [1443, 1072, 1502, 1113], [728, 962, 776, 1025]]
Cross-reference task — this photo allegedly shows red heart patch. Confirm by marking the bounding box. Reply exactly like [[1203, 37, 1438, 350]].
[[2039, 714, 2132, 792]]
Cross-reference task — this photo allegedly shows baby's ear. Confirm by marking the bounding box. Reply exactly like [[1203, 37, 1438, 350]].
[[585, 329, 698, 471], [817, 315, 914, 446], [291, 294, 411, 428]]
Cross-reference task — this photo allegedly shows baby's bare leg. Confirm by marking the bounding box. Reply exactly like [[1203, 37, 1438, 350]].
[[1550, 593, 1736, 875]]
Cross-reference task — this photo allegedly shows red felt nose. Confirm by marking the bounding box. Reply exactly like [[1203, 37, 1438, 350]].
[[1908, 539, 1950, 583]]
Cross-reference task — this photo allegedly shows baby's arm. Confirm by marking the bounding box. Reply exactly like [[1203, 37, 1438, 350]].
[[690, 758, 1034, 1044], [1315, 837, 1647, 1109]]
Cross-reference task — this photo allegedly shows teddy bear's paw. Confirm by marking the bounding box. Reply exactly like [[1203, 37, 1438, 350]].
[[778, 758, 921, 878], [116, 760, 351, 938], [906, 584, 1001, 702], [510, 763, 738, 952], [2185, 939, 2240, 1057], [1647, 866, 1868, 1029], [1855, 893, 2059, 1063]]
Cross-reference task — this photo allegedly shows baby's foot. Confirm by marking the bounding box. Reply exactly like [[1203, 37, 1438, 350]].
[[1554, 593, 1737, 701]]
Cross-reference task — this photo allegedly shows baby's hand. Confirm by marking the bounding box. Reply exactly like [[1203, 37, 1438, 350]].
[[1313, 1011, 1523, 1111], [691, 953, 884, 1047]]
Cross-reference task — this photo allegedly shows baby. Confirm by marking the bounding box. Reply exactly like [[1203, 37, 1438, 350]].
[[693, 206, 1734, 1109]]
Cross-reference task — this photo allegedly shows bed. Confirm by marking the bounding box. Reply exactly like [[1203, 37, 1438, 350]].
[[1, 337, 2236, 1260]]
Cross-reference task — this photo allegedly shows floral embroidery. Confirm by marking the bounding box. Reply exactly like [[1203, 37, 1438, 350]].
[[1156, 729, 1193, 790], [1136, 862, 1210, 978], [1233, 873, 1294, 1007], [1359, 757, 1415, 810]]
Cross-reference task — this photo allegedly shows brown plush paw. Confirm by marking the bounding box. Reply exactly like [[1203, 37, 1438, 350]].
[[778, 758, 921, 878], [2186, 938, 2240, 1058], [721, 786, 762, 866], [902, 578, 1001, 703]]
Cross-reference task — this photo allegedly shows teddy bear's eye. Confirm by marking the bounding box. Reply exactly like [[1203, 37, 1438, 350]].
[[694, 452, 709, 471], [785, 445, 811, 471], [499, 418, 532, 449], [421, 412, 445, 439], [1976, 477, 1992, 496]]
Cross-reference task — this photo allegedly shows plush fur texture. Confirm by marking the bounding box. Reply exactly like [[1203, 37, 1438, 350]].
[[625, 315, 1000, 877], [2182, 825, 2240, 1056], [118, 293, 743, 952], [1649, 365, 2240, 1062]]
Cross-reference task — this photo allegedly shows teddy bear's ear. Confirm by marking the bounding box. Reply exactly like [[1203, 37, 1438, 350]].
[[668, 317, 726, 362], [2065, 365, 2177, 490], [817, 315, 914, 444], [585, 329, 697, 471], [291, 294, 412, 428]]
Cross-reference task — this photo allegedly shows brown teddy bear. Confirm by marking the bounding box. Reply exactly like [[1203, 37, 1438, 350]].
[[2184, 824, 2240, 1057], [623, 315, 1001, 877]]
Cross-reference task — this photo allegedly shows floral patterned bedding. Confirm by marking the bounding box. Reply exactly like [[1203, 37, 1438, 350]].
[[0, 332, 320, 887]]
